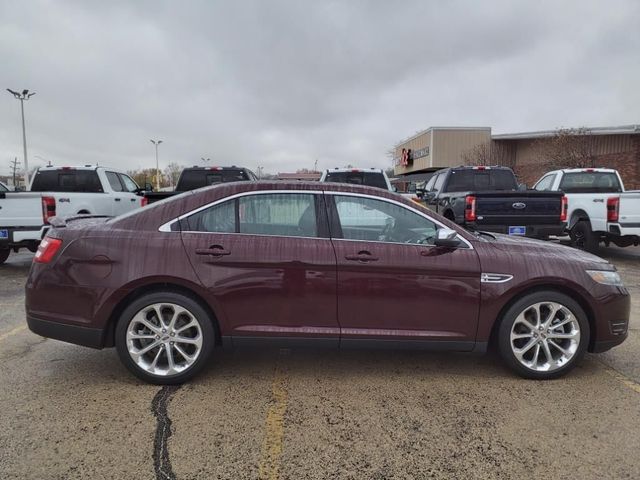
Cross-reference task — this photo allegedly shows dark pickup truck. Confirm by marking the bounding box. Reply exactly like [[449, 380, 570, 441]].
[[419, 166, 567, 239], [144, 166, 258, 204]]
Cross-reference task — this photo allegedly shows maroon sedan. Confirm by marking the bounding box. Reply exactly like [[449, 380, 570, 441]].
[[26, 182, 629, 384]]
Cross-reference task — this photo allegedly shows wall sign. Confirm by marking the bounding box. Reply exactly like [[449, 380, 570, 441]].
[[395, 146, 429, 166]]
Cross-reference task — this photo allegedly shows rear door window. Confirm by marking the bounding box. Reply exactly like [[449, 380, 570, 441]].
[[30, 170, 103, 192], [239, 193, 318, 238], [186, 200, 236, 233], [106, 172, 124, 192]]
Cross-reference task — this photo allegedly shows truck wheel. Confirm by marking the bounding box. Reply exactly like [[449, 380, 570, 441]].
[[570, 220, 599, 253], [0, 249, 9, 265]]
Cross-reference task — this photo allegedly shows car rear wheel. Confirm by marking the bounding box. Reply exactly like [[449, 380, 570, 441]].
[[570, 220, 599, 253], [115, 292, 215, 384], [497, 291, 589, 380], [0, 249, 9, 265]]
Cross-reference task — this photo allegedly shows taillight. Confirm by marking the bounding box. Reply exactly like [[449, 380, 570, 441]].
[[607, 197, 620, 222], [141, 196, 148, 207], [465, 195, 477, 222], [560, 195, 568, 222], [41, 196, 56, 224], [34, 237, 63, 263]]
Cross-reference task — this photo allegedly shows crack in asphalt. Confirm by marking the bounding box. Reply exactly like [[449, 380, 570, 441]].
[[152, 385, 182, 480]]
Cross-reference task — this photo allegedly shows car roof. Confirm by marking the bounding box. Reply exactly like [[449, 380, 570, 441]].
[[184, 166, 247, 170], [36, 165, 114, 172], [558, 168, 617, 173], [324, 168, 385, 173]]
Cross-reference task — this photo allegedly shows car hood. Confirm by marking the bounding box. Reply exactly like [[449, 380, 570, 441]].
[[484, 233, 612, 269]]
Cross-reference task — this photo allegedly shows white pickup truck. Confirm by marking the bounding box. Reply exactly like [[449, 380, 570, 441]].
[[533, 168, 640, 251], [0, 166, 147, 264]]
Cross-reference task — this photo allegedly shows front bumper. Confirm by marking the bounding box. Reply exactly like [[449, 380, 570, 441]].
[[27, 315, 105, 349]]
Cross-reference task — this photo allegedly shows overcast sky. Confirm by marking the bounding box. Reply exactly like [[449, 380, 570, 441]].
[[1, 0, 639, 177]]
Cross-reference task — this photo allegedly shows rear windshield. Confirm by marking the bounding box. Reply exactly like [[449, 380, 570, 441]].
[[30, 170, 103, 192], [176, 169, 250, 191], [559, 172, 622, 193], [444, 169, 517, 192], [325, 172, 388, 190]]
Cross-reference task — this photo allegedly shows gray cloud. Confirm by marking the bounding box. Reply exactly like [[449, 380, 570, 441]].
[[1, 0, 638, 177]]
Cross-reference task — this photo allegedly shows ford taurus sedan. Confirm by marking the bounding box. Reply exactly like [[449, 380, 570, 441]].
[[25, 182, 629, 384]]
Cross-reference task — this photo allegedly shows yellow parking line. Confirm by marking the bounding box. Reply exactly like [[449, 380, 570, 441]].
[[258, 350, 290, 480], [601, 363, 640, 394], [0, 324, 27, 342]]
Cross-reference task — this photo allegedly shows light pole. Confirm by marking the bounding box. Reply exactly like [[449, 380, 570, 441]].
[[150, 139, 162, 190], [7, 88, 36, 187]]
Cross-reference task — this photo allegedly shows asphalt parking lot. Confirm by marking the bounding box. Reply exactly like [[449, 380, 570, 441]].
[[1, 248, 639, 480]]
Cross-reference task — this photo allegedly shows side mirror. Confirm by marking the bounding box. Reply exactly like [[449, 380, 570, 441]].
[[517, 183, 527, 191], [424, 191, 436, 202], [434, 228, 461, 248], [145, 183, 153, 192], [392, 186, 398, 193]]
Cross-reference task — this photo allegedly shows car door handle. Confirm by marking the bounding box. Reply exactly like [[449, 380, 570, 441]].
[[130, 198, 136, 202], [195, 246, 231, 256], [114, 198, 121, 202], [345, 251, 379, 262]]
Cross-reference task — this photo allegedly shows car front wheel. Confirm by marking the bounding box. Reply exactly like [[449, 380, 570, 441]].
[[498, 291, 589, 380], [115, 291, 215, 384]]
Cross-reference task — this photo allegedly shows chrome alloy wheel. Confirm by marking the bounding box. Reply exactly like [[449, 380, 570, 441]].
[[510, 302, 581, 372], [126, 303, 203, 377]]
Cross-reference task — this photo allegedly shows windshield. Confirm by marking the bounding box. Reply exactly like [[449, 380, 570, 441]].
[[445, 169, 517, 192], [559, 172, 622, 193], [325, 171, 388, 190]]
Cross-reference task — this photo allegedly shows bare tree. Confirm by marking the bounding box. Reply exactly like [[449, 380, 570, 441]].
[[534, 127, 596, 169], [164, 162, 184, 188], [462, 141, 514, 168]]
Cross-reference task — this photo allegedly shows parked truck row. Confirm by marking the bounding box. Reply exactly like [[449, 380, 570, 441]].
[[2, 162, 638, 265]]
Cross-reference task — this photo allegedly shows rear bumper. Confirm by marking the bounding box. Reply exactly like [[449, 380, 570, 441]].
[[468, 222, 566, 238], [27, 315, 105, 349], [0, 225, 49, 250]]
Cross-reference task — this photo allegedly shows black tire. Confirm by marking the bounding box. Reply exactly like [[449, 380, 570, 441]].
[[570, 220, 599, 253], [0, 249, 9, 265], [497, 290, 590, 380], [115, 291, 216, 384]]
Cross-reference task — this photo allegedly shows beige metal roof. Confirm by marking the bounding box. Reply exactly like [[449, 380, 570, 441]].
[[492, 124, 640, 140]]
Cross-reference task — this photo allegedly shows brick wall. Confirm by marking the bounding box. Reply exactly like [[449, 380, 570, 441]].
[[512, 135, 640, 189]]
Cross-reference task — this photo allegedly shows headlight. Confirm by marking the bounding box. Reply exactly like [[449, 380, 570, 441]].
[[586, 270, 623, 287]]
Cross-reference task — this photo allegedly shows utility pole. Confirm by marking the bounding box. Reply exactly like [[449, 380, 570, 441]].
[[7, 88, 36, 187], [314, 158, 318, 172], [150, 139, 162, 191], [257, 166, 264, 179], [10, 157, 21, 187]]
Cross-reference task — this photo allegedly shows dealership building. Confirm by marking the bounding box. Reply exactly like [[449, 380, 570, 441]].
[[393, 124, 640, 189]]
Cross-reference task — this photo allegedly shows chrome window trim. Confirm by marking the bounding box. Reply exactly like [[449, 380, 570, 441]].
[[480, 273, 514, 283], [327, 191, 474, 250], [158, 189, 475, 250], [158, 189, 324, 233]]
